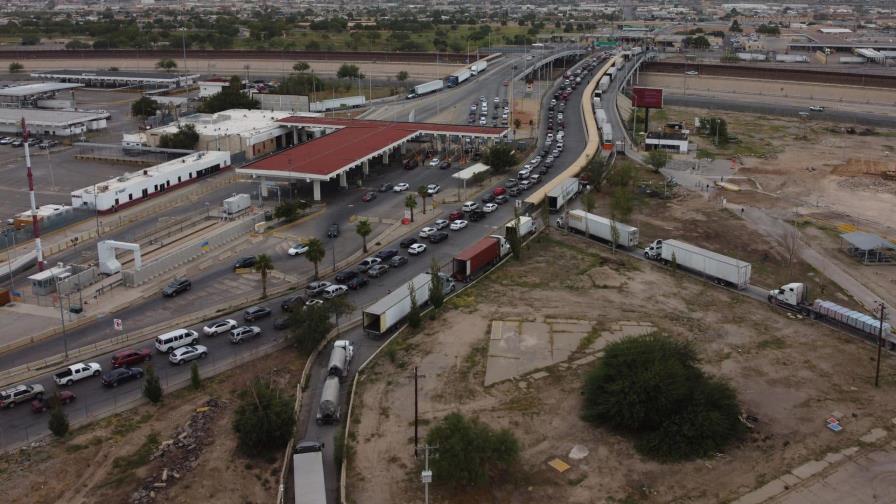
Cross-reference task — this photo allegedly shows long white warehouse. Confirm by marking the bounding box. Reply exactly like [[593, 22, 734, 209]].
[[71, 151, 230, 213]]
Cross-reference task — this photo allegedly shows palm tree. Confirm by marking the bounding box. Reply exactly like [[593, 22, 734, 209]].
[[416, 186, 428, 215], [356, 218, 372, 253], [304, 238, 326, 280], [254, 254, 274, 298], [404, 194, 418, 222]]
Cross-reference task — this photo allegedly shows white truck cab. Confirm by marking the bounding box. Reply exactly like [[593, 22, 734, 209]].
[[644, 239, 663, 260]]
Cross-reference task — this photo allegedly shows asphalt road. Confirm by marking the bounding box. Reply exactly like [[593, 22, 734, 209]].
[[664, 94, 896, 128]]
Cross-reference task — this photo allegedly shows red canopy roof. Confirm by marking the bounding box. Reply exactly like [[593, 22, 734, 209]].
[[241, 117, 506, 180]]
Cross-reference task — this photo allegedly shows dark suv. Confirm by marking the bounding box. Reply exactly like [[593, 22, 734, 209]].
[[162, 278, 191, 297], [327, 223, 340, 238], [335, 270, 359, 284], [374, 249, 399, 261], [281, 293, 309, 312], [234, 256, 257, 270]]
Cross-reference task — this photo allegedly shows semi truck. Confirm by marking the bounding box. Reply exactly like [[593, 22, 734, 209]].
[[563, 210, 639, 249], [407, 79, 444, 99], [470, 59, 489, 75], [547, 178, 581, 212], [316, 375, 341, 425], [598, 76, 610, 92], [362, 272, 454, 335], [452, 235, 510, 282], [309, 95, 366, 112], [505, 216, 535, 240], [223, 193, 251, 216], [293, 441, 326, 504], [327, 340, 354, 378], [447, 68, 471, 87], [768, 283, 894, 343], [644, 239, 751, 289]]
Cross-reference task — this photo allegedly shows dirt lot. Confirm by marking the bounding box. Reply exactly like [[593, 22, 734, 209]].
[[347, 228, 896, 504], [0, 351, 304, 504]]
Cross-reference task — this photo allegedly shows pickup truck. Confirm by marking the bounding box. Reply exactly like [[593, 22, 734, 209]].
[[54, 362, 102, 386]]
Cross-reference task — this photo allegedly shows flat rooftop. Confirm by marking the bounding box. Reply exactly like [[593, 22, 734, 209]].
[[0, 107, 109, 127], [241, 117, 506, 180], [149, 109, 316, 138], [30, 70, 200, 81], [76, 151, 230, 196], [0, 82, 83, 97]]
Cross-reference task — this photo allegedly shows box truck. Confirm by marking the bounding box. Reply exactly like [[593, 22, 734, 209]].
[[293, 441, 326, 504], [452, 236, 510, 282], [362, 272, 454, 335], [563, 210, 639, 248], [407, 79, 444, 99], [223, 193, 251, 216], [547, 178, 581, 213], [644, 239, 751, 289]]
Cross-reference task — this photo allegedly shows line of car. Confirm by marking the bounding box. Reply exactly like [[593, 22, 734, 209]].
[[0, 136, 59, 149]]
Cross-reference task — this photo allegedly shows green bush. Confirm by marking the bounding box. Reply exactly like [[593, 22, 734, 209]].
[[582, 334, 744, 461], [425, 412, 519, 486], [143, 365, 163, 404], [48, 398, 70, 437], [232, 378, 295, 455]]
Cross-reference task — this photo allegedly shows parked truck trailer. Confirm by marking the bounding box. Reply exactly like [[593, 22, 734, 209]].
[[644, 239, 751, 289], [362, 273, 454, 335], [407, 80, 444, 99], [547, 178, 581, 212], [223, 193, 251, 216], [309, 95, 366, 112], [447, 68, 471, 87], [452, 235, 510, 282], [505, 216, 535, 241], [470, 59, 489, 75], [598, 76, 610, 92], [564, 210, 639, 248]]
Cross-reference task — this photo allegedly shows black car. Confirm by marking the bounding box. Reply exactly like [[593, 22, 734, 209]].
[[101, 367, 144, 387], [439, 161, 451, 170], [273, 317, 290, 330], [162, 278, 191, 297], [375, 249, 399, 261], [281, 293, 308, 312], [468, 210, 486, 222], [335, 270, 359, 283], [428, 231, 449, 243], [234, 256, 256, 270], [389, 255, 408, 268], [378, 183, 394, 192], [327, 224, 340, 238], [347, 276, 369, 290], [244, 306, 272, 322], [481, 193, 496, 204], [399, 237, 418, 248]]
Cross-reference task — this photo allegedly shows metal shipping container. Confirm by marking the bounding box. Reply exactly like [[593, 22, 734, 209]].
[[660, 239, 751, 289], [566, 209, 639, 248]]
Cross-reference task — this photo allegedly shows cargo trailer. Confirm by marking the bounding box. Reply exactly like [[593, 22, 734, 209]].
[[408, 79, 444, 98], [564, 210, 639, 248], [452, 236, 510, 282], [309, 95, 366, 112], [644, 239, 751, 289], [293, 441, 326, 504], [547, 178, 580, 212], [447, 68, 471, 87], [362, 273, 454, 335]]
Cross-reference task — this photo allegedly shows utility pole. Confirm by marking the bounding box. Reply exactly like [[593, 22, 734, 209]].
[[418, 444, 435, 504], [875, 303, 886, 388], [411, 366, 426, 455]]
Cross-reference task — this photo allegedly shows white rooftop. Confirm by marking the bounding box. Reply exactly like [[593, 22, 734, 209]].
[[149, 109, 319, 138], [80, 151, 230, 196], [0, 107, 109, 127], [0, 82, 83, 97], [453, 162, 491, 181]]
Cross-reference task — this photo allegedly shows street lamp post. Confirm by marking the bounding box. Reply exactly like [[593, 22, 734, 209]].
[[180, 27, 188, 74]]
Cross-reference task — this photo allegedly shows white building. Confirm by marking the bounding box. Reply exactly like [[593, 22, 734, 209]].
[[71, 151, 231, 213], [646, 132, 689, 154], [0, 108, 108, 137], [198, 77, 230, 98], [129, 109, 320, 161]]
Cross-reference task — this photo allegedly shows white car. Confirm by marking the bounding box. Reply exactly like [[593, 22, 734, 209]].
[[306, 298, 324, 308], [479, 117, 487, 126], [419, 227, 437, 238], [546, 133, 554, 142], [450, 220, 468, 231], [433, 219, 449, 230], [288, 243, 309, 256], [557, 113, 564, 121], [169, 345, 208, 365], [809, 105, 825, 112], [502, 112, 508, 119], [408, 243, 427, 255], [685, 70, 698, 76], [429, 158, 440, 167], [462, 201, 479, 212], [323, 284, 348, 299], [393, 182, 409, 192], [202, 319, 237, 336], [427, 184, 441, 195], [483, 203, 498, 213], [493, 96, 500, 103]]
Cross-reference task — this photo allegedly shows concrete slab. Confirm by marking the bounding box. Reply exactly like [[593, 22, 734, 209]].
[[484, 319, 590, 386], [732, 478, 788, 504], [550, 321, 593, 333], [823, 452, 846, 464], [774, 449, 896, 504], [572, 355, 597, 367], [529, 371, 549, 380], [840, 446, 860, 456], [791, 459, 830, 480], [779, 473, 801, 487], [860, 428, 888, 444]]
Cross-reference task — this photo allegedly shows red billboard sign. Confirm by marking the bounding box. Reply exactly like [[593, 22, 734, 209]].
[[632, 87, 663, 109]]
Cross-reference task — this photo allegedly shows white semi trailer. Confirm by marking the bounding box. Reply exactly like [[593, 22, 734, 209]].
[[293, 441, 326, 504], [362, 273, 436, 335], [564, 210, 639, 249], [644, 239, 752, 289]]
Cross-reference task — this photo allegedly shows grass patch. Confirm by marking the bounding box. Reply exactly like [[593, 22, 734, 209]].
[[576, 325, 602, 352], [101, 432, 160, 488], [446, 290, 477, 311], [757, 336, 788, 350], [110, 411, 153, 437]]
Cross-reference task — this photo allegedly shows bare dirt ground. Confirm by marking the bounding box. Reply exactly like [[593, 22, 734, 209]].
[[0, 350, 303, 504], [347, 229, 896, 504]]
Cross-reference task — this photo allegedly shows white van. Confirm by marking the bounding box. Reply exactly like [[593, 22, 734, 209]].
[[155, 329, 199, 353]]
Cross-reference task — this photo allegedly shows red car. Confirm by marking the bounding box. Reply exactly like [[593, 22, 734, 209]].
[[448, 210, 464, 221], [111, 348, 152, 368], [361, 191, 377, 202], [31, 391, 76, 414], [492, 186, 507, 197]]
